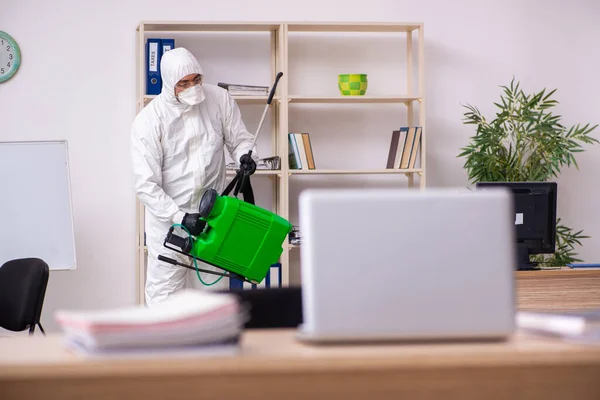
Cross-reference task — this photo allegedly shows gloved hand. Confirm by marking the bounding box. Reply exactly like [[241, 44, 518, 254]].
[[181, 213, 206, 236], [239, 153, 256, 175]]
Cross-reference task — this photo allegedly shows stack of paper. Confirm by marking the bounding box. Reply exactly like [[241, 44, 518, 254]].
[[517, 309, 600, 344], [54, 289, 246, 358], [217, 82, 269, 96]]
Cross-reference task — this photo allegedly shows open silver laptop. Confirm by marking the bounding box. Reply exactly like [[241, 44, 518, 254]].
[[296, 187, 516, 343]]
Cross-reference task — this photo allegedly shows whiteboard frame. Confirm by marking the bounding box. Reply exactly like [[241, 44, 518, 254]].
[[0, 140, 77, 271]]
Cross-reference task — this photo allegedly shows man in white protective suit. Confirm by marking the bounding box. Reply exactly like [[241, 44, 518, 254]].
[[130, 47, 258, 306]]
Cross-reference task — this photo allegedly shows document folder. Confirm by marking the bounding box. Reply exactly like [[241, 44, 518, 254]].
[[146, 38, 162, 95]]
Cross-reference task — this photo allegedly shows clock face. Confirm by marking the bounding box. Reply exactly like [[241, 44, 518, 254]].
[[0, 31, 21, 83]]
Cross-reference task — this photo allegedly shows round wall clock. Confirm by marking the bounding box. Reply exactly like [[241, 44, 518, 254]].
[[0, 31, 21, 83]]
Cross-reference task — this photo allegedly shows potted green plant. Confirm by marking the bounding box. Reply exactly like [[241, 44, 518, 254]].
[[458, 78, 598, 266]]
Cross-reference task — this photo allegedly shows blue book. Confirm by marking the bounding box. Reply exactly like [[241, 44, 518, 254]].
[[228, 263, 282, 290], [566, 263, 600, 269], [266, 263, 282, 288], [229, 276, 244, 290]]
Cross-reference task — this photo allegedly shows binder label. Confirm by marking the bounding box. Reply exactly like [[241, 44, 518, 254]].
[[515, 213, 523, 225], [149, 42, 159, 72]]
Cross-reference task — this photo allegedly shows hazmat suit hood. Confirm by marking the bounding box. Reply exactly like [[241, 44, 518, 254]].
[[160, 47, 204, 106]]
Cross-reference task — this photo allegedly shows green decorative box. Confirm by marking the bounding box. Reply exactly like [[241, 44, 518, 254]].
[[338, 73, 368, 96]]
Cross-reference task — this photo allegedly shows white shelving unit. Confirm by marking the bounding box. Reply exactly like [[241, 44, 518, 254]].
[[135, 21, 426, 304]]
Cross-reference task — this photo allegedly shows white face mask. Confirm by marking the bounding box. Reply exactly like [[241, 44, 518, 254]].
[[177, 84, 205, 106]]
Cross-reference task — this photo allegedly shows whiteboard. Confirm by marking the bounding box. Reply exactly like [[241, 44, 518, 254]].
[[0, 141, 76, 270]]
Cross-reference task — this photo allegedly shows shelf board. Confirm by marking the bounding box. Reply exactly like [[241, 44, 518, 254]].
[[288, 95, 420, 104], [232, 95, 280, 104], [139, 22, 281, 32], [144, 95, 414, 104], [139, 21, 422, 33], [287, 22, 421, 33], [290, 169, 422, 175], [226, 169, 281, 176], [143, 95, 279, 105]]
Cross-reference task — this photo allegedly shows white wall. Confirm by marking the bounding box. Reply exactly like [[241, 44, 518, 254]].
[[1, 0, 599, 333]]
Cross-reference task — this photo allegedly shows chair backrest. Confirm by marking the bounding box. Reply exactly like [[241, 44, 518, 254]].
[[0, 258, 49, 332]]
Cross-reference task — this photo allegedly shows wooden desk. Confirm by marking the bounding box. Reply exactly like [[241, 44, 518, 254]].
[[1, 329, 600, 399], [517, 269, 600, 311], [1, 269, 599, 399]]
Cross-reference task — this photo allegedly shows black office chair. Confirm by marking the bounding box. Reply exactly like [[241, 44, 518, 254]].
[[0, 258, 49, 335]]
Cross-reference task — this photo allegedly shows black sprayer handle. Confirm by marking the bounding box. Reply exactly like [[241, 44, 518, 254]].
[[267, 72, 283, 105], [158, 255, 179, 265], [158, 254, 241, 279], [245, 71, 283, 160]]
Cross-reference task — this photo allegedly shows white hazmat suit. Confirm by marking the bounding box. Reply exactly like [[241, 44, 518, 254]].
[[131, 47, 258, 306]]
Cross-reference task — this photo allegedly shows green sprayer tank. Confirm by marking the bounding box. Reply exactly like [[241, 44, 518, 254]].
[[166, 188, 293, 284]]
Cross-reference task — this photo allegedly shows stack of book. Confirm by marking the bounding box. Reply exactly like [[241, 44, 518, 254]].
[[54, 289, 246, 358], [386, 126, 422, 169], [288, 132, 316, 170], [218, 82, 269, 96]]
